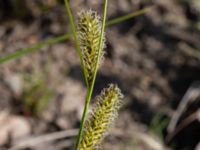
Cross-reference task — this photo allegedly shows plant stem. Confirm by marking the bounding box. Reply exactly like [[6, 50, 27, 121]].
[[74, 85, 93, 150], [64, 0, 89, 88], [74, 0, 108, 149]]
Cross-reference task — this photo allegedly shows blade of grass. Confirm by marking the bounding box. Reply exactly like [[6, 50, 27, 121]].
[[0, 34, 71, 64], [0, 6, 152, 64], [106, 6, 153, 26], [73, 0, 108, 149], [64, 0, 89, 88]]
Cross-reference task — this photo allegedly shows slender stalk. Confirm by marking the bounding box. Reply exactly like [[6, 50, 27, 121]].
[[74, 85, 93, 150], [74, 0, 108, 149], [106, 6, 153, 26], [0, 34, 71, 64], [64, 0, 89, 88]]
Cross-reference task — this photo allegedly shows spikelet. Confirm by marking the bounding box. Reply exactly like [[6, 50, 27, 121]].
[[77, 10, 105, 86], [78, 84, 123, 150]]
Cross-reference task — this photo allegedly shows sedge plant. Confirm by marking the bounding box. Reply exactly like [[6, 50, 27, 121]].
[[0, 1, 153, 149], [64, 0, 124, 149]]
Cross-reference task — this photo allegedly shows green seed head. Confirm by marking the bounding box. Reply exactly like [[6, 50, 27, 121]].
[[78, 84, 123, 150], [77, 10, 105, 86]]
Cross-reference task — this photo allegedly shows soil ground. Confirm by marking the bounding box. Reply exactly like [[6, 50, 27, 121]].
[[0, 0, 200, 150]]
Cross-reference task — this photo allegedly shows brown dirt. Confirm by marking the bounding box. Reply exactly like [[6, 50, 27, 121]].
[[0, 0, 200, 150]]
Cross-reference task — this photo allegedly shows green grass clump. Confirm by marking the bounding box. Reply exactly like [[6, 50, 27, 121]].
[[23, 74, 53, 115], [150, 113, 169, 142]]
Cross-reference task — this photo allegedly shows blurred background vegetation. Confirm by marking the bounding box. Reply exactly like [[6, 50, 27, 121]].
[[0, 0, 200, 150]]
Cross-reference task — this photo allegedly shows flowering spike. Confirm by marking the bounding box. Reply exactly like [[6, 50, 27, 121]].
[[78, 84, 123, 150], [77, 10, 105, 86]]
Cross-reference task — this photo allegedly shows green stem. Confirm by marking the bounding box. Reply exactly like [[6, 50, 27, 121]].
[[64, 0, 89, 88], [74, 85, 93, 149], [74, 0, 108, 149]]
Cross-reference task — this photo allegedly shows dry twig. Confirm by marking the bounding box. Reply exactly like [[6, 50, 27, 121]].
[[9, 129, 78, 150], [167, 81, 200, 133], [166, 109, 200, 144]]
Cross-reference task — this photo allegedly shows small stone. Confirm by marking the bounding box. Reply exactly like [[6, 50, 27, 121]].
[[0, 111, 31, 146], [4, 74, 22, 96]]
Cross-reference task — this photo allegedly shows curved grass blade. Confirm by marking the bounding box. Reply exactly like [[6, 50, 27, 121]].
[[0, 34, 71, 64], [106, 6, 153, 26]]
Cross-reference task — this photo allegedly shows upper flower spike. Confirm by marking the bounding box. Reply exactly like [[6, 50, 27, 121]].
[[77, 10, 105, 86]]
